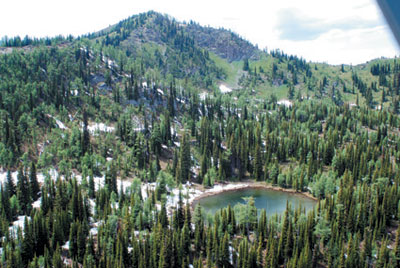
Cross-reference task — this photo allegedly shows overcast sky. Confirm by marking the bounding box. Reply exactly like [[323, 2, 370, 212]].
[[1, 0, 398, 65]]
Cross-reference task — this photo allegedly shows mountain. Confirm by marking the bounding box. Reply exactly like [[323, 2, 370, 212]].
[[0, 11, 400, 268], [1, 10, 399, 167], [184, 22, 260, 62], [93, 11, 259, 62], [85, 11, 397, 106]]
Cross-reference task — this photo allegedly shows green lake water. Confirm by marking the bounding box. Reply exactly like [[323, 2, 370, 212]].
[[195, 188, 317, 216]]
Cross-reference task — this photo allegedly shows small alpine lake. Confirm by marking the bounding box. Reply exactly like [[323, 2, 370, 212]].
[[193, 187, 317, 216]]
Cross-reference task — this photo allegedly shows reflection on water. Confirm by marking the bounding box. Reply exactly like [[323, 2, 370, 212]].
[[196, 188, 316, 216]]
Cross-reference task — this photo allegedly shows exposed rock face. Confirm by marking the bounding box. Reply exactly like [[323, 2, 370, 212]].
[[184, 23, 260, 62], [105, 12, 260, 62]]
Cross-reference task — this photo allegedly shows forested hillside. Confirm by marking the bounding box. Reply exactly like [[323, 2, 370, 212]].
[[0, 11, 400, 268]]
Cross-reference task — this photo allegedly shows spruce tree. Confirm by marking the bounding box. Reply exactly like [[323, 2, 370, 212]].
[[5, 170, 15, 198], [81, 109, 90, 156], [394, 225, 400, 267], [17, 166, 31, 213], [52, 244, 63, 268], [177, 132, 191, 183], [29, 162, 40, 201]]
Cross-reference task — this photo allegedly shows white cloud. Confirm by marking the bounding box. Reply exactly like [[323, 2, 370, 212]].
[[281, 25, 397, 65], [0, 0, 398, 64]]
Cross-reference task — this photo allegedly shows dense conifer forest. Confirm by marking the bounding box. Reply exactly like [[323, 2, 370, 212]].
[[1, 11, 400, 267]]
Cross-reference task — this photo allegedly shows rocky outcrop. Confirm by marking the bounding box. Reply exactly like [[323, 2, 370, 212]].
[[184, 23, 260, 62]]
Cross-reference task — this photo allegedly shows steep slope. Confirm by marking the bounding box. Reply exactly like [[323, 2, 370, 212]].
[[86, 11, 224, 86], [92, 11, 259, 62], [222, 49, 400, 111], [1, 12, 399, 171], [1, 11, 400, 268], [184, 22, 260, 62]]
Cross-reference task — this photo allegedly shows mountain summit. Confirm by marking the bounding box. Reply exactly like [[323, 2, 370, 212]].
[[92, 11, 259, 62]]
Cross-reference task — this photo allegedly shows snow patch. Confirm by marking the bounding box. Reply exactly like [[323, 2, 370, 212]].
[[38, 169, 58, 184], [32, 198, 41, 209], [141, 183, 156, 199], [47, 114, 68, 130], [62, 241, 70, 250], [133, 127, 145, 132], [90, 227, 98, 236], [219, 84, 232, 93], [87, 123, 115, 134], [164, 182, 251, 214], [9, 216, 30, 235], [55, 119, 67, 129], [0, 171, 18, 185], [199, 92, 208, 100], [89, 199, 96, 214], [118, 179, 133, 192], [165, 182, 202, 210], [277, 99, 293, 107], [229, 246, 235, 263], [206, 183, 248, 195]]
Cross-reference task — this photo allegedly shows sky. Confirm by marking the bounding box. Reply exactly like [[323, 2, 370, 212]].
[[1, 0, 398, 65]]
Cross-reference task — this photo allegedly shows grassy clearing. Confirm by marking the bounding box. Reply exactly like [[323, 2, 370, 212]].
[[210, 53, 243, 88]]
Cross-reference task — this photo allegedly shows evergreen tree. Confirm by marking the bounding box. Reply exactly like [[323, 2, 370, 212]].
[[393, 225, 400, 267], [52, 244, 63, 268], [5, 170, 16, 198], [177, 132, 191, 183], [253, 124, 263, 181], [16, 166, 31, 213], [81, 109, 90, 156], [243, 59, 250, 71], [29, 162, 40, 201]]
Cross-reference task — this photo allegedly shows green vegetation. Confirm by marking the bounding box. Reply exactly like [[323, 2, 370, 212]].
[[0, 10, 400, 268]]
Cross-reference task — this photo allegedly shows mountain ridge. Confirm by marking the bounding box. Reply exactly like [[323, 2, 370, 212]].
[[1, 11, 394, 67], [0, 10, 400, 268], [88, 11, 260, 63]]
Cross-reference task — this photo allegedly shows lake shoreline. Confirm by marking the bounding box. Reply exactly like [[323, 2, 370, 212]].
[[190, 181, 318, 209]]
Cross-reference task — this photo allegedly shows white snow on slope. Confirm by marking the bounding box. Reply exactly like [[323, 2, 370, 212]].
[[205, 183, 248, 195], [32, 198, 42, 209], [47, 114, 68, 129], [165, 182, 249, 212], [87, 123, 115, 134], [9, 216, 30, 235], [55, 119, 67, 129], [219, 84, 232, 93], [0, 169, 56, 187], [62, 241, 70, 250], [277, 99, 292, 107], [166, 182, 202, 209], [90, 227, 98, 236], [141, 183, 156, 199], [0, 171, 18, 185], [199, 92, 208, 100]]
